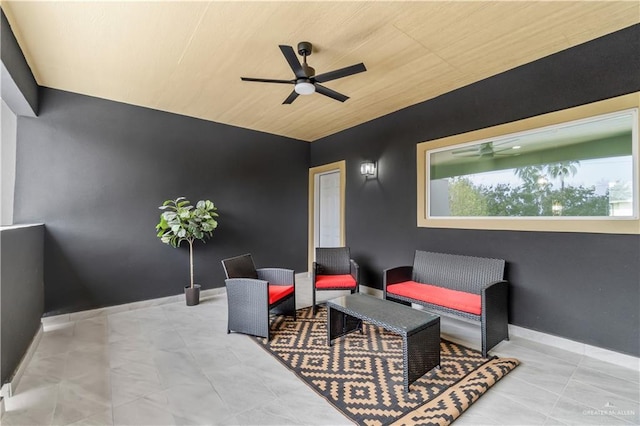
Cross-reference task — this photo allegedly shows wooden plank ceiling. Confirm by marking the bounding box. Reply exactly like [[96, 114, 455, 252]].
[[2, 1, 638, 142]]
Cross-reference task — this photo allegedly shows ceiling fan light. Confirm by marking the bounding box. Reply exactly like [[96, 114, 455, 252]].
[[294, 81, 315, 95]]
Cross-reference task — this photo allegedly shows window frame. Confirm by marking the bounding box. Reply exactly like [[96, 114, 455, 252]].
[[416, 92, 640, 234]]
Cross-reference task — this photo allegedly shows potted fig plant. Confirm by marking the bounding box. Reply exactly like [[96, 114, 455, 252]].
[[156, 197, 219, 306]]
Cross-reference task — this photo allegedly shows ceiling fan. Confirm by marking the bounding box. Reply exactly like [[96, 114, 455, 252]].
[[451, 140, 520, 158], [240, 41, 366, 104]]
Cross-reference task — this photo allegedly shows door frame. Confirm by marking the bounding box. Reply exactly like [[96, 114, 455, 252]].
[[308, 160, 346, 272]]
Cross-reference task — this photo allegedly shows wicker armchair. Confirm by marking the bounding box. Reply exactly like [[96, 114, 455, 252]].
[[312, 247, 359, 314], [221, 254, 296, 339]]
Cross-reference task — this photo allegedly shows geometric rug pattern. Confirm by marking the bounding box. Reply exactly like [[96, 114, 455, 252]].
[[255, 305, 519, 426]]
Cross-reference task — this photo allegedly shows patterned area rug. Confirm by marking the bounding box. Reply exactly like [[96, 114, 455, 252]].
[[254, 305, 519, 426]]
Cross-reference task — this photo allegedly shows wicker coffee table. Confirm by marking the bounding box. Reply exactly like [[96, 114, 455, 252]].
[[326, 293, 440, 392]]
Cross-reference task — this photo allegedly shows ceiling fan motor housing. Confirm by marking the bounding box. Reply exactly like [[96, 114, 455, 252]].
[[298, 42, 315, 77], [302, 64, 315, 77], [297, 41, 312, 57]]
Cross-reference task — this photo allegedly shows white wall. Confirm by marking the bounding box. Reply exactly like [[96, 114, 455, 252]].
[[1, 99, 17, 226]]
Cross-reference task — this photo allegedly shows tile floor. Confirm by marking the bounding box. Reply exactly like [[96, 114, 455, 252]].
[[2, 276, 639, 425]]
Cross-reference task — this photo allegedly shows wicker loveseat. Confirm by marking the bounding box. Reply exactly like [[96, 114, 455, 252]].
[[383, 250, 509, 357]]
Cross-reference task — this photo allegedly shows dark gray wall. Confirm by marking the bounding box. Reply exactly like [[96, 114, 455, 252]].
[[311, 24, 640, 356], [8, 21, 640, 356], [14, 89, 309, 315], [1, 225, 44, 385], [0, 9, 38, 116]]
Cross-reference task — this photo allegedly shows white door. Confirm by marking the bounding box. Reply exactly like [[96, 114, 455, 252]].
[[315, 170, 341, 248], [308, 160, 345, 271]]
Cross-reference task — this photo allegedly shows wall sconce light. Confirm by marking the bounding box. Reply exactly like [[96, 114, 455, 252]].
[[360, 161, 377, 178]]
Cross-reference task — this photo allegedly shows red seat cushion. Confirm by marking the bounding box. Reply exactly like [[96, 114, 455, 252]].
[[268, 284, 294, 305], [387, 281, 481, 315], [315, 274, 357, 290]]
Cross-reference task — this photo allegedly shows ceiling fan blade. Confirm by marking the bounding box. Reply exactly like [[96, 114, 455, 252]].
[[314, 84, 349, 102], [492, 138, 520, 147], [279, 45, 306, 79], [452, 147, 480, 154], [493, 147, 516, 153], [283, 91, 299, 104], [314, 63, 366, 83], [241, 77, 294, 84]]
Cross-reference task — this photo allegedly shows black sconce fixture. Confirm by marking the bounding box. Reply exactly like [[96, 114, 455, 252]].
[[360, 161, 377, 179]]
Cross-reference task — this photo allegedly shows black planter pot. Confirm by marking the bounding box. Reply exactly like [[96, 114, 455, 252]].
[[184, 284, 201, 306]]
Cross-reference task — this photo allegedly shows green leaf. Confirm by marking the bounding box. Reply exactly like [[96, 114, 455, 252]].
[[163, 211, 177, 220], [156, 198, 219, 251]]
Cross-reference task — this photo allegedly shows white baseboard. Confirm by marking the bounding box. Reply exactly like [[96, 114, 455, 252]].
[[37, 281, 638, 371], [1, 324, 43, 400], [41, 287, 227, 330], [508, 324, 639, 370], [359, 285, 383, 298], [357, 284, 638, 370]]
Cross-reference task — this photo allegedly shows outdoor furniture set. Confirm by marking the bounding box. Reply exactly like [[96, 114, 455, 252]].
[[221, 249, 509, 388]]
